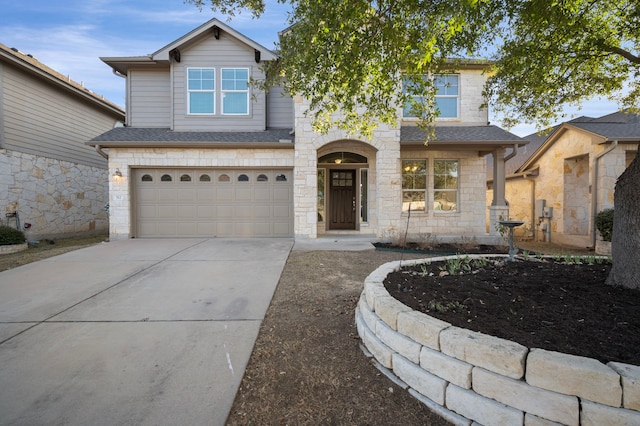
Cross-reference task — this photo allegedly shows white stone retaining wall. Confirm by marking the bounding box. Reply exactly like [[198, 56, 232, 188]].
[[1, 149, 108, 239], [356, 255, 640, 426]]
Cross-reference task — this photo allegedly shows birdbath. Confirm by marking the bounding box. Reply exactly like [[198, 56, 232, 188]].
[[499, 220, 525, 259]]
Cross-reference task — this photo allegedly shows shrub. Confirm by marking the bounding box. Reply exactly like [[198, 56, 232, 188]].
[[595, 208, 614, 242], [0, 225, 26, 246]]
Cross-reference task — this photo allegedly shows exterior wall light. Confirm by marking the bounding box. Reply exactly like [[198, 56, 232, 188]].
[[113, 168, 123, 181]]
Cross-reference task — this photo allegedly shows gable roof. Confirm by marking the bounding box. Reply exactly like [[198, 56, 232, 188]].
[[101, 18, 278, 75], [515, 111, 640, 174], [0, 42, 125, 118]]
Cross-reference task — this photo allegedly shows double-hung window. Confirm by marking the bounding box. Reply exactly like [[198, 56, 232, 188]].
[[402, 160, 427, 212], [433, 160, 458, 212], [402, 74, 459, 119], [188, 68, 215, 114], [434, 75, 459, 118], [221, 68, 249, 115]]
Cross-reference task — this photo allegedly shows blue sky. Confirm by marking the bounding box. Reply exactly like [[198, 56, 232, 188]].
[[1, 0, 623, 137]]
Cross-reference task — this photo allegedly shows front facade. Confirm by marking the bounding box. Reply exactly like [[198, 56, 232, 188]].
[[487, 112, 639, 248], [0, 43, 125, 239], [92, 19, 525, 242]]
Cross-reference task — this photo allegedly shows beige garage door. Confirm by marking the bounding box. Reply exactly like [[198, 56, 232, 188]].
[[134, 169, 293, 237]]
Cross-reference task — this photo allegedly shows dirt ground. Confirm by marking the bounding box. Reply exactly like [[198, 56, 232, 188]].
[[0, 234, 108, 272], [2, 237, 616, 425]]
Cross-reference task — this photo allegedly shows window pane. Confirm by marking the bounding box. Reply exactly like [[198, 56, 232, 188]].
[[223, 92, 248, 114], [435, 75, 458, 95], [402, 191, 425, 212], [360, 169, 368, 222], [222, 68, 248, 90], [436, 97, 457, 118], [190, 92, 214, 114], [317, 169, 325, 223]]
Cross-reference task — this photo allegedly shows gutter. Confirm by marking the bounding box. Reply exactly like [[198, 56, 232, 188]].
[[591, 140, 618, 247], [95, 144, 109, 160]]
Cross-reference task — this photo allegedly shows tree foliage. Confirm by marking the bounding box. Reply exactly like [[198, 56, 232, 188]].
[[186, 0, 639, 135]]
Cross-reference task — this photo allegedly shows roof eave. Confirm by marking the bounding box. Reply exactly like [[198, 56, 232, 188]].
[[86, 141, 294, 149], [0, 48, 125, 118]]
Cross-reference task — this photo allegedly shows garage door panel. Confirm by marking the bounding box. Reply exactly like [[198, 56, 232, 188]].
[[177, 188, 196, 201], [135, 168, 293, 237], [216, 188, 233, 202], [235, 188, 252, 201], [216, 205, 233, 218], [157, 206, 178, 218]]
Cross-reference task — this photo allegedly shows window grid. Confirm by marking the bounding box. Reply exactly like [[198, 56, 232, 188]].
[[221, 68, 249, 115], [402, 160, 427, 212], [433, 159, 459, 212], [188, 68, 215, 115], [402, 74, 459, 119]]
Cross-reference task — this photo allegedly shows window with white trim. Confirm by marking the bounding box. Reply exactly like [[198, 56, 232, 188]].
[[402, 160, 427, 212], [402, 74, 459, 119], [188, 68, 215, 114], [221, 68, 249, 115], [434, 75, 459, 118], [433, 159, 458, 212]]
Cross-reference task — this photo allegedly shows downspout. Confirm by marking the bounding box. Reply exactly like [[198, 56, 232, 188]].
[[505, 144, 519, 162], [591, 140, 618, 247], [526, 176, 536, 240], [95, 144, 109, 160]]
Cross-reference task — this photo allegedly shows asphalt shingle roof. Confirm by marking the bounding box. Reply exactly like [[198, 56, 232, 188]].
[[401, 125, 525, 142], [90, 127, 295, 144]]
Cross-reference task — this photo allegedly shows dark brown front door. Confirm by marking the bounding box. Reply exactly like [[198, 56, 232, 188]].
[[329, 170, 356, 230]]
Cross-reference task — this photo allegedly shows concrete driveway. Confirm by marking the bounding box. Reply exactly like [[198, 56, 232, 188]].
[[0, 238, 292, 426]]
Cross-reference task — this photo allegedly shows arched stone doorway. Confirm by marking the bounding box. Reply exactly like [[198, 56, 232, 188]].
[[317, 143, 375, 233]]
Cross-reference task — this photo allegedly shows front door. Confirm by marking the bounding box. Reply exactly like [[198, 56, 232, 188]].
[[329, 170, 356, 230]]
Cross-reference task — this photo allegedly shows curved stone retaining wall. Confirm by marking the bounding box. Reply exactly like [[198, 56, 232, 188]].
[[356, 255, 640, 426]]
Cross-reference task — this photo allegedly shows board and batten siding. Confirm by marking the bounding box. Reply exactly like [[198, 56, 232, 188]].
[[267, 85, 294, 129], [172, 34, 267, 131], [128, 69, 171, 128], [1, 62, 118, 169]]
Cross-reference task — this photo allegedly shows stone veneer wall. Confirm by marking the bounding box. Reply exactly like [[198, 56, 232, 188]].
[[1, 149, 108, 239], [356, 255, 640, 426]]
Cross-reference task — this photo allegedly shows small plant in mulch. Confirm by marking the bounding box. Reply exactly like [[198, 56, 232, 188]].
[[0, 225, 25, 246]]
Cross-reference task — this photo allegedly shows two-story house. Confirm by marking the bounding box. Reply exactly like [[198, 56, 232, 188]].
[[90, 18, 526, 241], [1, 43, 125, 239]]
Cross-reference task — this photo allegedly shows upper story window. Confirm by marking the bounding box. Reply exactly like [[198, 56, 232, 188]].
[[221, 68, 249, 115], [402, 74, 459, 119], [434, 75, 459, 118], [188, 68, 215, 114]]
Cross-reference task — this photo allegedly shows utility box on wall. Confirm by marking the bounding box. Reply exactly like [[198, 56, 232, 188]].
[[543, 206, 553, 218], [535, 199, 546, 218]]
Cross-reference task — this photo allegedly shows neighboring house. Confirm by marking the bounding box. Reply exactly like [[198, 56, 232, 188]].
[[90, 18, 525, 241], [487, 111, 639, 248], [0, 43, 125, 239]]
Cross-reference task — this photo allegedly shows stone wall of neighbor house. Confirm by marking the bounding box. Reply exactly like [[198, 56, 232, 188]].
[[107, 147, 295, 240], [0, 149, 108, 239], [357, 256, 640, 426]]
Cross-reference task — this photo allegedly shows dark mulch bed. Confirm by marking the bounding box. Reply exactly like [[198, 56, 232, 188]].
[[384, 255, 640, 365]]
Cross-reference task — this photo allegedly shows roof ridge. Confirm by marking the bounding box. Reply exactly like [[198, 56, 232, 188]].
[[0, 42, 124, 114]]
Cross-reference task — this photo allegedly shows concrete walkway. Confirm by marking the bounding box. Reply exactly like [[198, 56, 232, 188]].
[[0, 238, 292, 426]]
